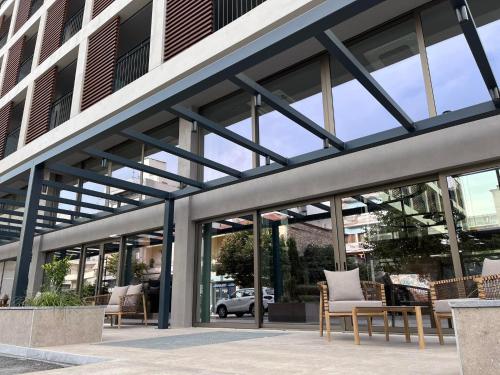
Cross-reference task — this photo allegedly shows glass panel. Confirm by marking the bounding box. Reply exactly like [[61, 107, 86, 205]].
[[43, 248, 81, 291], [259, 60, 324, 158], [197, 215, 255, 324], [341, 181, 454, 329], [0, 260, 16, 304], [447, 168, 500, 276], [201, 92, 253, 181], [101, 241, 121, 293], [331, 17, 427, 141], [421, 1, 490, 114], [260, 201, 335, 326], [81, 246, 100, 297]]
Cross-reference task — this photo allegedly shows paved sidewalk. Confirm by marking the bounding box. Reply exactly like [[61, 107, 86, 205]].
[[28, 327, 460, 375], [0, 355, 64, 374]]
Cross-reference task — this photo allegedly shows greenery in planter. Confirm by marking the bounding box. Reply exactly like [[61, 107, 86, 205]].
[[24, 257, 83, 307]]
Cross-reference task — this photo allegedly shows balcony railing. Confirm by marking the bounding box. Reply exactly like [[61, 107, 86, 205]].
[[17, 55, 33, 83], [214, 0, 267, 30], [49, 91, 73, 130], [4, 127, 20, 157], [113, 38, 150, 92], [29, 0, 43, 17], [61, 7, 84, 44], [0, 33, 7, 49]]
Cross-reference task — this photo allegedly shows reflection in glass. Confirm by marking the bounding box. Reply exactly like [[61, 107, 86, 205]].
[[260, 202, 334, 325], [342, 181, 455, 327], [0, 260, 16, 302], [43, 248, 82, 291], [197, 215, 255, 324], [448, 168, 500, 276], [331, 18, 427, 141]]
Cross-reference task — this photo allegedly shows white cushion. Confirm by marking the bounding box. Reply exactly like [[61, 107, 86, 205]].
[[105, 305, 120, 313], [434, 298, 479, 313], [482, 258, 500, 276], [108, 286, 129, 305], [324, 268, 364, 301], [329, 300, 382, 313], [125, 284, 143, 306]]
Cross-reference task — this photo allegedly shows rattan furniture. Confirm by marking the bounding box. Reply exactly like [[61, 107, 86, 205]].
[[476, 274, 500, 300], [318, 280, 387, 342]]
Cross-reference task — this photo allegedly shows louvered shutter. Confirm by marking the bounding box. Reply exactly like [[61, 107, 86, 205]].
[[26, 66, 57, 144], [81, 17, 119, 111], [0, 102, 13, 159], [39, 0, 69, 64], [164, 0, 214, 61], [14, 0, 32, 33], [92, 0, 114, 18], [1, 36, 25, 97], [0, 15, 9, 37]]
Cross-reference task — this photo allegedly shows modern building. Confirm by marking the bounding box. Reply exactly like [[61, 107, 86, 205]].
[[0, 0, 499, 331]]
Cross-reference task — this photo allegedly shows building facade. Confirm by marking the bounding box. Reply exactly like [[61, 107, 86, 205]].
[[0, 0, 499, 330]]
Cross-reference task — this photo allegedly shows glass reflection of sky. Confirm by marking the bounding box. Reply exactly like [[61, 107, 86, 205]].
[[453, 170, 500, 219]]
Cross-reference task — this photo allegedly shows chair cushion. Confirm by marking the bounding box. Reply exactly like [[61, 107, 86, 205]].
[[434, 298, 479, 313], [329, 300, 382, 313], [125, 284, 143, 306], [324, 268, 364, 301], [482, 258, 500, 276], [108, 286, 129, 305], [105, 305, 120, 313]]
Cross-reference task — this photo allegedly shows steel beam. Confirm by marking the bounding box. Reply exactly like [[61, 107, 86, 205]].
[[169, 105, 289, 166], [158, 199, 174, 329], [230, 73, 345, 150], [0, 198, 25, 207], [0, 186, 26, 196], [0, 208, 24, 217], [316, 30, 415, 132], [40, 194, 116, 213], [0, 230, 20, 238], [11, 164, 44, 305], [121, 129, 242, 178], [48, 163, 171, 199], [451, 0, 500, 106], [37, 205, 97, 220], [42, 180, 143, 207], [37, 214, 74, 225], [83, 147, 204, 189]]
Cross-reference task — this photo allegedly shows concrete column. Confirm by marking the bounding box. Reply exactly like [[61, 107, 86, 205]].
[[16, 80, 34, 147], [177, 116, 199, 180], [148, 0, 166, 71], [0, 52, 9, 98], [70, 36, 88, 116], [26, 236, 45, 297], [31, 7, 47, 68], [81, 0, 94, 27], [8, 0, 20, 39]]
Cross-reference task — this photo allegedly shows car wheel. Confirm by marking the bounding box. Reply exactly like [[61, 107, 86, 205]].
[[217, 305, 228, 318], [250, 304, 255, 317], [235, 312, 244, 318]]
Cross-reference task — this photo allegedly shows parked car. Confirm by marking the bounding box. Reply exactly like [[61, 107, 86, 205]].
[[216, 288, 274, 318]]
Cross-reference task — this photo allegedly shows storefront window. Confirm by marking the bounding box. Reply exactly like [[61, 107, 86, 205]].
[[43, 248, 82, 291], [260, 201, 334, 325], [197, 215, 255, 324], [341, 181, 455, 327], [448, 168, 500, 276], [331, 17, 427, 141]]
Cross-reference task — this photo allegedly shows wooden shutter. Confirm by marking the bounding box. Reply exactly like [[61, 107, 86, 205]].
[[92, 0, 114, 18], [0, 15, 10, 37], [164, 0, 214, 61], [1, 36, 25, 97], [81, 17, 119, 111], [0, 102, 13, 159], [14, 0, 32, 33], [39, 0, 69, 64], [26, 66, 57, 144]]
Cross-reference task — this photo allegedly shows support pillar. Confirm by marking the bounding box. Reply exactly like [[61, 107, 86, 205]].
[[10, 164, 44, 305], [200, 222, 212, 323], [158, 199, 174, 329], [271, 222, 283, 302]]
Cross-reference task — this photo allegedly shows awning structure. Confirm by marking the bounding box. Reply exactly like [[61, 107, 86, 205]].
[[1, 0, 499, 328]]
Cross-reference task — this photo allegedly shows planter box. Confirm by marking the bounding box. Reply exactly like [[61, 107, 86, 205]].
[[0, 306, 105, 347], [450, 300, 500, 375], [268, 302, 319, 323]]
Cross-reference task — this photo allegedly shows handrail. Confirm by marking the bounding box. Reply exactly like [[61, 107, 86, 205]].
[[4, 127, 20, 157], [17, 55, 33, 83], [49, 91, 73, 130], [61, 7, 84, 44], [214, 0, 267, 30], [113, 38, 150, 92]]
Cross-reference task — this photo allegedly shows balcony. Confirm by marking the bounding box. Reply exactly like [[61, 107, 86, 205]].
[[49, 91, 72, 130], [17, 56, 33, 83], [0, 32, 7, 49], [29, 0, 43, 18], [214, 0, 267, 30], [3, 127, 20, 157], [113, 38, 150, 92], [61, 7, 84, 44]]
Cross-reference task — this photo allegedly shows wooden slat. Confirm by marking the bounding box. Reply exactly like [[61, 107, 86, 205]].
[[164, 0, 213, 61], [1, 36, 25, 97], [39, 0, 69, 64], [81, 16, 119, 111], [0, 102, 13, 159], [92, 0, 114, 18], [26, 66, 57, 144], [14, 0, 32, 33]]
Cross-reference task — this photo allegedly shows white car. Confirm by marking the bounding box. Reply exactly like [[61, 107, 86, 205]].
[[216, 288, 274, 318]]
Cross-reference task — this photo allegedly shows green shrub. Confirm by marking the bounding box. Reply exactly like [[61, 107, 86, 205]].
[[25, 291, 83, 307]]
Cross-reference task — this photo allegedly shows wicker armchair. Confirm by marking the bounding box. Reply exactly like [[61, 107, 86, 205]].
[[430, 275, 480, 344], [476, 274, 500, 300], [318, 281, 386, 341]]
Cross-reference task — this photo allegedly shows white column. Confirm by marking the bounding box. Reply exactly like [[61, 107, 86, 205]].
[[16, 80, 34, 147], [31, 7, 47, 69], [148, 0, 166, 71], [7, 0, 20, 39]]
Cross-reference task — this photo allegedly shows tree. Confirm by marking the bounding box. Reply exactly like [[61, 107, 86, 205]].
[[215, 231, 255, 287], [106, 253, 148, 281], [42, 257, 71, 291]]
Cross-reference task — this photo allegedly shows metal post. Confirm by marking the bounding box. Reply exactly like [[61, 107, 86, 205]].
[[96, 244, 105, 295], [271, 222, 283, 302], [117, 236, 127, 286], [158, 199, 175, 329], [76, 245, 85, 294], [11, 164, 44, 305], [253, 211, 263, 327], [200, 223, 212, 323]]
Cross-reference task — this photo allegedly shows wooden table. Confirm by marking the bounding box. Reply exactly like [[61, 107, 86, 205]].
[[352, 306, 426, 349]]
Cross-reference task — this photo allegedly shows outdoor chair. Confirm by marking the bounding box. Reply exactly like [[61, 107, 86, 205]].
[[85, 284, 148, 328], [318, 268, 387, 341], [430, 258, 500, 344]]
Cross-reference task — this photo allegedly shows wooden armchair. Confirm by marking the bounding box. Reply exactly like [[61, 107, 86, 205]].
[[318, 281, 386, 341], [476, 274, 500, 300]]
